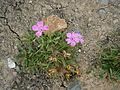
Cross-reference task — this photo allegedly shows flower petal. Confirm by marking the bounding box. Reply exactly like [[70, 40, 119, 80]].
[[35, 31, 42, 37], [43, 25, 49, 31], [65, 38, 72, 44], [32, 25, 39, 31], [74, 33, 80, 37], [70, 41, 76, 47], [66, 33, 72, 38], [79, 38, 84, 44], [37, 21, 44, 27], [71, 32, 75, 36], [74, 37, 80, 43]]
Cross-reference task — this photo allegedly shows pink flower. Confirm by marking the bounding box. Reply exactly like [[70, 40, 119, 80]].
[[32, 21, 49, 37], [65, 32, 84, 47]]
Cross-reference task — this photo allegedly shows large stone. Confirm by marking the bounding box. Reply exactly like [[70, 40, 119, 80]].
[[43, 15, 67, 34]]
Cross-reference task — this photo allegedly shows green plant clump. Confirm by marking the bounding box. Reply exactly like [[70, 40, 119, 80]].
[[16, 31, 81, 79], [100, 47, 120, 80]]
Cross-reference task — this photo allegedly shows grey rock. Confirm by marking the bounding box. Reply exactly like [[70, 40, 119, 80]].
[[98, 8, 106, 14], [97, 0, 109, 5], [7, 58, 16, 69], [67, 80, 81, 90], [97, 8, 108, 19]]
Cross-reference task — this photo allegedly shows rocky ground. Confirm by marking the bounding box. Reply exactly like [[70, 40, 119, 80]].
[[0, 0, 120, 90]]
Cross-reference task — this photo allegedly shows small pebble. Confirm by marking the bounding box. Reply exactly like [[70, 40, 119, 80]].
[[71, 0, 75, 3], [98, 8, 106, 15], [88, 17, 92, 22], [83, 51, 86, 54], [29, 0, 32, 3], [113, 19, 119, 24], [97, 8, 107, 19], [57, 5, 61, 8], [113, 14, 117, 18], [7, 58, 16, 69], [78, 49, 81, 53], [45, 5, 52, 9], [12, 71, 17, 76], [61, 1, 68, 7], [118, 4, 120, 7], [27, 85, 31, 89]]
